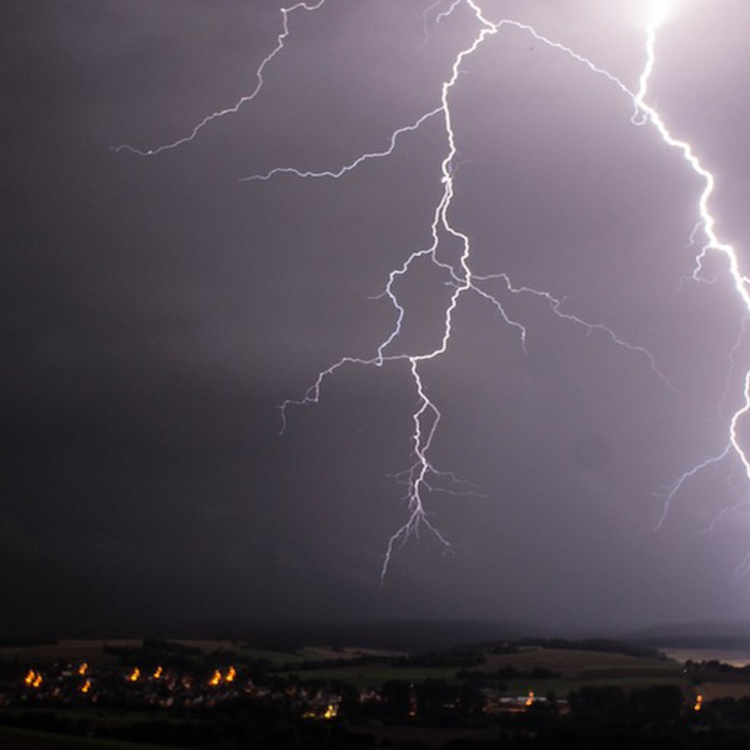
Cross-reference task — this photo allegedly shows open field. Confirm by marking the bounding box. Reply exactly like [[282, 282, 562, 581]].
[[301, 646, 404, 660], [473, 647, 687, 695], [0, 641, 140, 666], [236, 645, 400, 666], [173, 641, 304, 666], [479, 647, 682, 678], [698, 682, 750, 700], [278, 665, 462, 688], [0, 640, 399, 670], [0, 640, 305, 670], [499, 674, 689, 696]]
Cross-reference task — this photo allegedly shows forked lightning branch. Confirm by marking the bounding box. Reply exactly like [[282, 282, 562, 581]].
[[115, 0, 750, 581]]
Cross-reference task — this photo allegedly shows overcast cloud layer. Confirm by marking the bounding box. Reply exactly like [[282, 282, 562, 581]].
[[3, 0, 750, 636]]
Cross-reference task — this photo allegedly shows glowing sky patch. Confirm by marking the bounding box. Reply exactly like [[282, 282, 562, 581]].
[[116, 0, 750, 583]]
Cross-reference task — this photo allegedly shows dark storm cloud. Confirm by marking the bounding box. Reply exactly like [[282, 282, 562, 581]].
[[3, 0, 750, 636]]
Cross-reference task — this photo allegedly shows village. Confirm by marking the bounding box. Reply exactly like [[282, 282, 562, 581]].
[[0, 655, 574, 719], [0, 638, 745, 749]]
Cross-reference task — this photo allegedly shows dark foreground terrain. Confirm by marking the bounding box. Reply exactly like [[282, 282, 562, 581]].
[[3, 633, 750, 749]]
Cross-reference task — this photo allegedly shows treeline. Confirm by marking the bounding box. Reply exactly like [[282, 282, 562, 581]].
[[688, 659, 750, 676], [0, 639, 57, 649], [103, 639, 277, 681], [458, 665, 562, 681], [278, 653, 390, 672], [392, 649, 485, 669], [515, 637, 664, 660], [268, 647, 486, 672]]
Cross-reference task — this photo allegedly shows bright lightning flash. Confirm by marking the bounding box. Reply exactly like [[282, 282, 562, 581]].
[[117, 0, 750, 581], [635, 5, 750, 547]]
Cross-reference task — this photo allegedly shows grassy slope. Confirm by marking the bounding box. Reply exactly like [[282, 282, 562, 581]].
[[279, 647, 686, 693]]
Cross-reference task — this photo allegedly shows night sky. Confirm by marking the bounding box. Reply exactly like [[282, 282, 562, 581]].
[[4, 0, 750, 637]]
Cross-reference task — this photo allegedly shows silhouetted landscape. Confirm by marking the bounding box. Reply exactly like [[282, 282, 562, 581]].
[[4, 621, 750, 748]]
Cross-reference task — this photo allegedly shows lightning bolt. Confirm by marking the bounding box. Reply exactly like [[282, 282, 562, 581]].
[[111, 0, 328, 156], [245, 1, 675, 580], [700, 468, 749, 538], [116, 1, 750, 580], [632, 7, 750, 534], [417, 0, 463, 53]]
